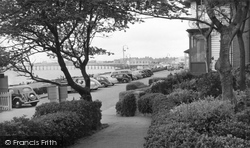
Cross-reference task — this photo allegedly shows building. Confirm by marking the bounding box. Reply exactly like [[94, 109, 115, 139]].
[[184, 0, 250, 75]]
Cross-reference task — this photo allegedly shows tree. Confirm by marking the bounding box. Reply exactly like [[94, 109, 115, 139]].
[[127, 0, 250, 103], [0, 0, 139, 101]]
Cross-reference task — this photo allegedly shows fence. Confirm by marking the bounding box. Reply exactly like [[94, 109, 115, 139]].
[[0, 92, 12, 111]]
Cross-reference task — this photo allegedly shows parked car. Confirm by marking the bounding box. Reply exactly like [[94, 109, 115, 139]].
[[141, 69, 153, 77], [114, 74, 132, 83], [93, 76, 114, 87], [111, 69, 133, 80], [132, 70, 143, 79], [74, 77, 101, 90], [9, 85, 40, 108], [103, 75, 118, 84]]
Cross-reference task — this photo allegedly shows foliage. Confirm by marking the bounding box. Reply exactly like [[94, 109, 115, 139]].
[[137, 93, 162, 114], [0, 112, 90, 146], [126, 81, 148, 91], [116, 93, 137, 117], [148, 77, 168, 85], [170, 97, 234, 134], [167, 88, 199, 105], [174, 78, 197, 90], [118, 90, 135, 101], [0, 0, 140, 99], [33, 99, 102, 130], [196, 71, 222, 98]]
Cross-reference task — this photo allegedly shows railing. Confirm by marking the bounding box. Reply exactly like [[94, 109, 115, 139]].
[[0, 92, 12, 111]]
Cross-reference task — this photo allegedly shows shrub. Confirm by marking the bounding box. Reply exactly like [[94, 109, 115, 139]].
[[196, 71, 222, 98], [174, 79, 197, 91], [116, 93, 137, 117], [0, 112, 87, 146], [167, 88, 199, 106], [150, 77, 178, 95], [115, 101, 123, 115], [33, 99, 102, 130], [152, 94, 171, 114], [236, 108, 250, 124], [126, 81, 148, 91], [170, 97, 234, 134], [214, 120, 250, 140], [137, 93, 162, 114], [33, 111, 86, 146], [119, 90, 135, 102], [148, 77, 168, 85]]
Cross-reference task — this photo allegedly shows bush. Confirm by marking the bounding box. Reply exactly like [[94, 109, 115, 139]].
[[170, 97, 234, 134], [33, 111, 86, 146], [174, 79, 197, 91], [119, 90, 135, 102], [148, 77, 168, 85], [167, 88, 199, 105], [137, 93, 162, 114], [196, 71, 222, 98], [126, 81, 148, 91], [152, 94, 171, 114], [116, 93, 137, 117], [236, 108, 250, 124], [34, 99, 102, 130]]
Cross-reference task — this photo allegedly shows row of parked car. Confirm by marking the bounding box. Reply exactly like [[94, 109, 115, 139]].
[[8, 69, 154, 108]]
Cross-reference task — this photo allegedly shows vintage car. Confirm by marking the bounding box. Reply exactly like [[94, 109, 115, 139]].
[[113, 73, 132, 83], [93, 76, 114, 87], [9, 85, 40, 108]]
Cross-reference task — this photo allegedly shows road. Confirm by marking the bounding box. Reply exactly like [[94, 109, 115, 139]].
[[0, 70, 176, 122]]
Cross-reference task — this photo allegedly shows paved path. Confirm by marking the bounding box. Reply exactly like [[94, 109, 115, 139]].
[[70, 106, 151, 148]]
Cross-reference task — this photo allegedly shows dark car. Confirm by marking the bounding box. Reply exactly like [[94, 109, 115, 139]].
[[141, 69, 153, 77], [114, 74, 132, 83], [9, 85, 40, 108], [94, 76, 114, 87]]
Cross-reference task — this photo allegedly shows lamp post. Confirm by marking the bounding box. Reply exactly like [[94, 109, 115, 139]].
[[122, 45, 128, 69]]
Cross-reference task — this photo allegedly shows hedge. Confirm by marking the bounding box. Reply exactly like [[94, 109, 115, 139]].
[[116, 93, 137, 116], [126, 81, 148, 91]]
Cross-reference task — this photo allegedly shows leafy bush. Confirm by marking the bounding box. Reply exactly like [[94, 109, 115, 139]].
[[33, 111, 86, 146], [137, 93, 162, 114], [152, 94, 172, 114], [34, 99, 102, 130], [214, 120, 250, 140], [196, 71, 222, 98], [170, 97, 234, 134], [148, 77, 168, 85], [116, 93, 137, 117], [236, 108, 250, 124], [167, 88, 199, 105], [150, 77, 178, 95], [119, 90, 135, 102], [126, 81, 148, 91], [0, 112, 89, 147], [174, 79, 197, 91]]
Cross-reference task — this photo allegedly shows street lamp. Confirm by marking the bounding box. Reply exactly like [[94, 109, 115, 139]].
[[122, 45, 128, 68]]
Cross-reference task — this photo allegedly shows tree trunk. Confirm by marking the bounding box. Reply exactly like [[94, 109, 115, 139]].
[[215, 29, 236, 104], [80, 64, 92, 101], [55, 50, 92, 101], [237, 31, 246, 91]]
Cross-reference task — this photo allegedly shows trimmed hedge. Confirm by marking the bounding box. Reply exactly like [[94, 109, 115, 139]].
[[116, 93, 137, 117], [126, 81, 148, 91], [0, 99, 102, 147], [33, 87, 48, 95], [34, 99, 102, 130], [144, 93, 250, 148], [137, 93, 162, 114]]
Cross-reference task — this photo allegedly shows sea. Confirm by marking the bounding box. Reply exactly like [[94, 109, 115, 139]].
[[5, 67, 115, 85]]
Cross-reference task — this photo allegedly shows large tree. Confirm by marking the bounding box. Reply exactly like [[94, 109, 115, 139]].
[[0, 0, 139, 101], [128, 0, 249, 103]]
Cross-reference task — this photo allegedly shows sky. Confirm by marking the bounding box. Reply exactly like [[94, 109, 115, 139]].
[[31, 18, 190, 62], [91, 18, 190, 61]]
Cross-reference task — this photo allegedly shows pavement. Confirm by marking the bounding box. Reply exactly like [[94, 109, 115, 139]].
[[70, 106, 152, 148]]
